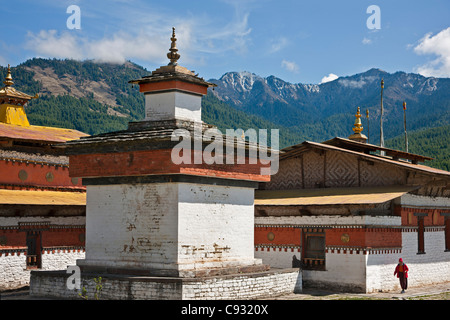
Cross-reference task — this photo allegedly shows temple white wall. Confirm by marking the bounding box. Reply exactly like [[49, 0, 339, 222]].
[[0, 216, 85, 227], [0, 216, 85, 290], [255, 214, 450, 293], [0, 253, 29, 290], [0, 250, 85, 291], [398, 194, 450, 208], [255, 215, 402, 227], [304, 252, 367, 292], [397, 230, 450, 285], [366, 230, 450, 292]]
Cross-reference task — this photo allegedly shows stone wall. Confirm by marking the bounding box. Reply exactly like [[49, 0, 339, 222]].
[[30, 268, 302, 300]]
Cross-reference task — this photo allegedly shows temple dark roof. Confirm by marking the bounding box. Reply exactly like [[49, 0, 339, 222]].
[[281, 138, 449, 179]]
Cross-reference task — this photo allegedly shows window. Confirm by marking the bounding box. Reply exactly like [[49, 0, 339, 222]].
[[26, 231, 41, 269], [414, 213, 427, 254], [302, 228, 325, 270]]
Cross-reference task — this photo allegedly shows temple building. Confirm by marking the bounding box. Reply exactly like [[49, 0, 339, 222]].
[[0, 65, 88, 291], [254, 107, 450, 293]]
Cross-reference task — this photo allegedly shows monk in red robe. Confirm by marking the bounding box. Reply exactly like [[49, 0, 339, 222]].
[[394, 258, 409, 293]]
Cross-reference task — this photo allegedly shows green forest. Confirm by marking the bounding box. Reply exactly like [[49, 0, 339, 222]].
[[1, 59, 448, 171], [386, 125, 450, 171]]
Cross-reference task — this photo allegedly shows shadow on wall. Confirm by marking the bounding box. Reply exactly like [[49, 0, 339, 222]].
[[292, 255, 302, 268]]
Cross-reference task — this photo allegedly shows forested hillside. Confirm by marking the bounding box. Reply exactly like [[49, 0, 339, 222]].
[[1, 59, 448, 170], [386, 125, 450, 171]]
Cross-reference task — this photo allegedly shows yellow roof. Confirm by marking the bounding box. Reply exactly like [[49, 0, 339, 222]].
[[0, 85, 35, 101], [255, 186, 416, 206], [0, 189, 86, 206], [0, 122, 88, 144]]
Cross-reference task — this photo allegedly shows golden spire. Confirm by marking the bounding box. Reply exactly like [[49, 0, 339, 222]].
[[3, 64, 14, 87], [0, 64, 34, 126], [167, 27, 180, 66], [348, 106, 368, 143], [149, 28, 197, 76], [352, 106, 363, 134]]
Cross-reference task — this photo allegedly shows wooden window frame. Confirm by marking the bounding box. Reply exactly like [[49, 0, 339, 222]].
[[26, 231, 42, 269], [302, 228, 326, 271], [414, 213, 427, 255]]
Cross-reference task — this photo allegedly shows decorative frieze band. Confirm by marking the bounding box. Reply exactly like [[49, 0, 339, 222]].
[[0, 246, 85, 256], [255, 224, 402, 230], [0, 246, 27, 256], [256, 224, 444, 232], [326, 246, 402, 255], [254, 244, 402, 255], [0, 157, 69, 168], [0, 224, 85, 231], [402, 226, 445, 232], [255, 244, 301, 252], [41, 246, 85, 254]]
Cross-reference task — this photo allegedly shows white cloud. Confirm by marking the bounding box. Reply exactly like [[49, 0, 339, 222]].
[[201, 12, 252, 55], [320, 73, 338, 84], [362, 37, 372, 45], [281, 60, 299, 73], [24, 2, 253, 66], [413, 27, 450, 78], [26, 30, 85, 60], [25, 29, 168, 64], [269, 37, 288, 54]]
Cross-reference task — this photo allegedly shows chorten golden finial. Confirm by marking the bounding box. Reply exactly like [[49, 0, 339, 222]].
[[348, 106, 368, 143], [3, 64, 14, 87], [167, 27, 181, 66], [352, 106, 363, 134]]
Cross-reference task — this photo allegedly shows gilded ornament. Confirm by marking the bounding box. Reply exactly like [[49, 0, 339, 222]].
[[341, 233, 350, 243], [18, 169, 28, 181], [45, 172, 54, 182]]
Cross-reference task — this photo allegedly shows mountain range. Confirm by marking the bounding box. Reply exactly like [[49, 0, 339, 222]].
[[209, 69, 450, 144], [1, 58, 449, 170]]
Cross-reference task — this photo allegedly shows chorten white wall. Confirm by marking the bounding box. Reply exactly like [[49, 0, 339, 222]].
[[78, 182, 260, 276], [144, 91, 202, 122]]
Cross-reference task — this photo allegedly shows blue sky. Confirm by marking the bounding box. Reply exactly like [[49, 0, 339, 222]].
[[1, 0, 449, 83]]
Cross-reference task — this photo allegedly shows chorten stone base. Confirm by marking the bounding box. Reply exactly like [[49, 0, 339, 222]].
[[30, 268, 301, 300]]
